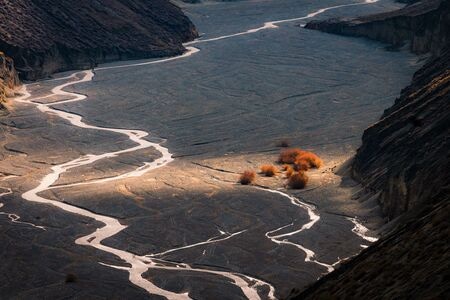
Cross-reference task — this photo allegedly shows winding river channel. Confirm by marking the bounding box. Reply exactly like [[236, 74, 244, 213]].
[[1, 0, 419, 299]]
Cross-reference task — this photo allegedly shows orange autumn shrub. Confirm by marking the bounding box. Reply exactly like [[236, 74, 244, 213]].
[[297, 151, 323, 169], [294, 158, 310, 171], [260, 165, 278, 177], [278, 148, 306, 164], [288, 171, 309, 189], [285, 165, 295, 178], [239, 170, 256, 185]]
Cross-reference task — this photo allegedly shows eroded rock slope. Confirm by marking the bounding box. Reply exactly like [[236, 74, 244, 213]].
[[287, 1, 450, 299], [0, 0, 198, 80], [0, 51, 19, 110], [306, 0, 449, 55]]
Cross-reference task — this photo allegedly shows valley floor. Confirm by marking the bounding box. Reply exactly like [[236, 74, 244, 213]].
[[0, 0, 420, 299]]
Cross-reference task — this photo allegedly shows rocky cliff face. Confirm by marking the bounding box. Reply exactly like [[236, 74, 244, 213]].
[[288, 49, 450, 298], [305, 0, 449, 55], [306, 0, 450, 221], [0, 0, 198, 80], [353, 48, 449, 220], [0, 52, 19, 110], [287, 2, 450, 299]]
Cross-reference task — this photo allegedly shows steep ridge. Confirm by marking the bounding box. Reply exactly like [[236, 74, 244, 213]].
[[287, 1, 450, 299], [305, 0, 449, 55], [0, 0, 198, 80], [0, 52, 19, 110], [353, 48, 449, 220], [304, 0, 450, 220]]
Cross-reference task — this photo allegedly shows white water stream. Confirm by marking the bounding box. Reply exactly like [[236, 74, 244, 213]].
[[9, 1, 379, 298]]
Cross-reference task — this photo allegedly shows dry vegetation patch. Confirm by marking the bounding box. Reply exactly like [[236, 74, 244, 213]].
[[239, 170, 256, 185], [285, 165, 295, 178], [278, 148, 306, 164], [297, 152, 323, 169], [235, 147, 322, 190], [260, 165, 278, 177], [279, 148, 323, 169], [288, 172, 309, 189]]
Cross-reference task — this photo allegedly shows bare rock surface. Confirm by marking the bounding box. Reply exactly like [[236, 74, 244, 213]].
[[306, 0, 449, 55]]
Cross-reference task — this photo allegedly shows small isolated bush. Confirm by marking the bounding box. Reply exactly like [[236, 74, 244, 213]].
[[65, 273, 77, 283], [278, 148, 306, 164], [276, 140, 290, 148], [298, 151, 323, 169], [288, 172, 309, 189], [294, 158, 310, 171], [260, 165, 278, 177], [239, 170, 256, 185], [285, 165, 295, 178]]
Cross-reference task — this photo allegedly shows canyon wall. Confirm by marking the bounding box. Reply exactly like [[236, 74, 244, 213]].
[[0, 52, 19, 110], [306, 0, 449, 220], [287, 1, 450, 299], [0, 0, 198, 80], [288, 47, 449, 299], [306, 0, 449, 55], [353, 47, 449, 220]]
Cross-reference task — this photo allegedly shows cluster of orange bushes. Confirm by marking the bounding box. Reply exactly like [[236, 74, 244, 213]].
[[283, 165, 295, 178], [278, 148, 323, 170], [279, 148, 322, 189], [238, 147, 323, 189]]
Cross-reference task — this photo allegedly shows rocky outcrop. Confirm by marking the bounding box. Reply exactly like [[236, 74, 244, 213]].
[[306, 0, 450, 221], [352, 48, 449, 220], [0, 0, 198, 80], [305, 0, 449, 55], [0, 52, 19, 110], [287, 49, 449, 297], [287, 2, 450, 299]]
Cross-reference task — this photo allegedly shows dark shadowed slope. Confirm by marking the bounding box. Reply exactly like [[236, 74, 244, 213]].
[[305, 0, 450, 220], [288, 1, 450, 299], [306, 0, 449, 55], [288, 53, 450, 296], [352, 47, 450, 220], [0, 0, 198, 80]]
